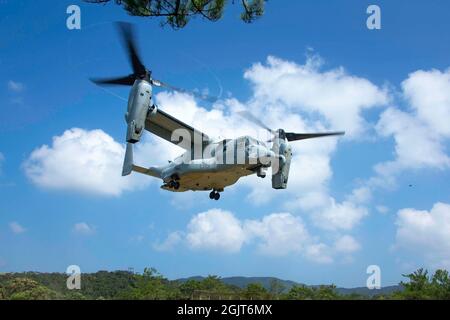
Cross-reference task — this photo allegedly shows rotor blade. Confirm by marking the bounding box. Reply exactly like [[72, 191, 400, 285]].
[[116, 22, 146, 76], [90, 74, 135, 86], [152, 79, 218, 103], [285, 131, 345, 141], [237, 110, 273, 132]]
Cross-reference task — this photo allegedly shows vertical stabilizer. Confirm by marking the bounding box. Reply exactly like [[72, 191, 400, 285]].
[[122, 143, 134, 176]]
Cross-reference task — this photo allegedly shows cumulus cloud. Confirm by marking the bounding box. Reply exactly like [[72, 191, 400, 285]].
[[334, 235, 361, 254], [222, 60, 449, 241], [313, 199, 368, 231], [73, 222, 95, 235], [9, 221, 26, 234], [373, 68, 450, 184], [153, 231, 183, 251], [344, 68, 450, 237], [394, 202, 450, 269], [238, 54, 389, 228], [23, 128, 151, 196], [295, 186, 370, 231], [244, 213, 310, 256], [186, 209, 246, 253], [402, 69, 450, 137], [156, 209, 359, 263], [244, 55, 389, 138], [304, 243, 334, 264], [376, 108, 450, 175]]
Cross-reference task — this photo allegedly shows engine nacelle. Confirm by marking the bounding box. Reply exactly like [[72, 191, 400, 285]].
[[272, 139, 292, 189], [126, 80, 152, 143]]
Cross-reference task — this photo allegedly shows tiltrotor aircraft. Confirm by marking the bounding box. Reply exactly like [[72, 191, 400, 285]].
[[91, 23, 344, 200]]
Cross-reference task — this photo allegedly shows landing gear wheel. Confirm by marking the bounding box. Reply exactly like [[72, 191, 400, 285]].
[[168, 180, 180, 190], [209, 191, 215, 199], [214, 192, 220, 200]]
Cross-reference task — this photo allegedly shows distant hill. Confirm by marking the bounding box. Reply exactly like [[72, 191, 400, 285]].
[[336, 285, 402, 297], [0, 271, 403, 299], [176, 276, 402, 297]]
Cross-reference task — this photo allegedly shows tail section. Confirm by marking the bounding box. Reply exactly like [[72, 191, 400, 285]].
[[122, 142, 162, 178]]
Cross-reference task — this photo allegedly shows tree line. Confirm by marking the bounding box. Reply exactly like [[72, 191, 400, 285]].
[[0, 267, 449, 300]]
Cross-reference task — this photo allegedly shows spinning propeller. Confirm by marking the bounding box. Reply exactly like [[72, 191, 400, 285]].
[[238, 110, 345, 142], [90, 22, 218, 102]]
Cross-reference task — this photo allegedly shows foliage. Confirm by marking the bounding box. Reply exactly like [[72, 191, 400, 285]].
[[242, 283, 269, 299], [1, 278, 60, 300], [391, 268, 450, 300], [1, 268, 450, 300], [268, 279, 286, 298], [179, 275, 240, 299], [84, 0, 265, 29], [281, 284, 340, 300], [121, 267, 181, 299]]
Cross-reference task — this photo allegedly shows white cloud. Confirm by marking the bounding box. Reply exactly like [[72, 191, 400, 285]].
[[394, 202, 450, 269], [348, 186, 372, 204], [154, 92, 261, 141], [73, 222, 95, 235], [153, 231, 183, 251], [186, 209, 246, 253], [334, 235, 361, 254], [402, 69, 450, 137], [376, 108, 450, 175], [238, 55, 389, 228], [23, 128, 151, 196], [376, 205, 389, 214], [311, 198, 368, 231], [373, 68, 450, 185], [158, 209, 359, 264], [244, 55, 389, 138], [9, 222, 26, 234], [7, 80, 24, 93], [347, 68, 450, 228], [244, 213, 311, 256], [304, 243, 334, 264]]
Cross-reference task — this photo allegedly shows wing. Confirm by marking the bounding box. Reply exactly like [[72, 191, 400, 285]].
[[145, 106, 210, 157]]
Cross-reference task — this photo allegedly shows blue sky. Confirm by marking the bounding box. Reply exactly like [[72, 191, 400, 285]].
[[1, 0, 450, 288]]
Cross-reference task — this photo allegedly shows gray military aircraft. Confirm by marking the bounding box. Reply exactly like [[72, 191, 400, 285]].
[[91, 23, 344, 200]]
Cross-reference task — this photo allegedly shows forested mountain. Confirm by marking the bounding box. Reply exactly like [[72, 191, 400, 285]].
[[178, 276, 402, 297]]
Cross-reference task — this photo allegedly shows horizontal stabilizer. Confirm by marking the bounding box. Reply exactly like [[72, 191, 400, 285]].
[[132, 165, 162, 178]]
